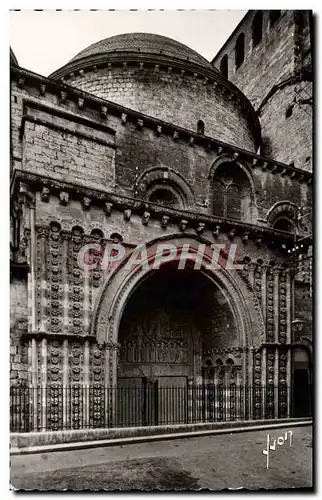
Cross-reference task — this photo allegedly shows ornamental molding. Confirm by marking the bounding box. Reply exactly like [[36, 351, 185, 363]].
[[10, 170, 310, 249], [265, 201, 298, 225], [134, 165, 196, 207]]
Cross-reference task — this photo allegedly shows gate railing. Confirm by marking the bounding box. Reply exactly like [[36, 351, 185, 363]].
[[10, 383, 312, 433]]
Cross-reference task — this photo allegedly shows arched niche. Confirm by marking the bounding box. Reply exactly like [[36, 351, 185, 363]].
[[266, 201, 297, 231], [134, 166, 196, 209]]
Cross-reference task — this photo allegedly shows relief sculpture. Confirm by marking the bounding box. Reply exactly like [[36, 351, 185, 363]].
[[119, 307, 192, 364]]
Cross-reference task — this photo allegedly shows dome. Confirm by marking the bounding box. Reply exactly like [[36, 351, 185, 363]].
[[68, 33, 217, 72], [50, 32, 261, 152]]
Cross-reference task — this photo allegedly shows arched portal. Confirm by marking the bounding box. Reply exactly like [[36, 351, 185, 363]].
[[118, 262, 238, 383], [92, 234, 265, 425], [117, 262, 242, 426], [93, 234, 264, 379]]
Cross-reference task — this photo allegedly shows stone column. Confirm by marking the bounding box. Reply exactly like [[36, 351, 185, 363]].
[[286, 270, 293, 344], [103, 342, 120, 427], [38, 228, 49, 332], [274, 347, 279, 419], [261, 265, 268, 326], [273, 268, 280, 343], [236, 367, 242, 420], [213, 366, 219, 422], [62, 339, 69, 430], [61, 231, 70, 335], [286, 350, 292, 418], [83, 265, 90, 335], [248, 347, 254, 419], [27, 270, 33, 334], [29, 197, 37, 332], [187, 376, 194, 424], [31, 337, 38, 430], [103, 344, 111, 427], [193, 335, 202, 385], [41, 338, 47, 431], [224, 367, 231, 421], [83, 340, 90, 428], [261, 347, 267, 419]]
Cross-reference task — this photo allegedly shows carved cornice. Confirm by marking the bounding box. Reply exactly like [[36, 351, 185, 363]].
[[10, 169, 313, 250]]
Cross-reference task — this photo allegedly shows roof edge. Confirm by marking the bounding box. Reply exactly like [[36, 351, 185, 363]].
[[10, 47, 19, 66], [211, 10, 251, 64]]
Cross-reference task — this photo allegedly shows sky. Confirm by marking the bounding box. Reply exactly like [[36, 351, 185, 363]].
[[9, 10, 246, 77]]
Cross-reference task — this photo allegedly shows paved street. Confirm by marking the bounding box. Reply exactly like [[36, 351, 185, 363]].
[[10, 425, 312, 491]]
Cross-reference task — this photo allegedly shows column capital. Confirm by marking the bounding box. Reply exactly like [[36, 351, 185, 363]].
[[98, 341, 121, 351]]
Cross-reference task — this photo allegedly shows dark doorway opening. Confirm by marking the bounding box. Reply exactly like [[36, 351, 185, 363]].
[[293, 368, 312, 417]]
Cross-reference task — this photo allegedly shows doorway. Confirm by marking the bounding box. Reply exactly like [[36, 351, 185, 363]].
[[292, 348, 312, 417]]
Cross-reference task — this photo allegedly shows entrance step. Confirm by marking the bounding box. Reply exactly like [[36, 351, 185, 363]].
[[10, 418, 312, 455]]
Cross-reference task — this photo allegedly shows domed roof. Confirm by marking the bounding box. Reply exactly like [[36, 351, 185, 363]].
[[69, 32, 216, 71]]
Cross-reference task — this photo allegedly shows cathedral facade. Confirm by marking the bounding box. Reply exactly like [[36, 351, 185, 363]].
[[10, 10, 312, 432]]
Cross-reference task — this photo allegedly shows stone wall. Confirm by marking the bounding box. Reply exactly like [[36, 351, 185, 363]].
[[213, 11, 296, 107], [61, 65, 257, 152], [10, 277, 28, 384], [212, 10, 312, 172], [259, 80, 312, 170], [21, 106, 116, 191]]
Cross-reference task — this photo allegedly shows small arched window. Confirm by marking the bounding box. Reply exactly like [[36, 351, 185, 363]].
[[252, 11, 263, 48], [197, 120, 205, 135], [235, 33, 245, 70], [220, 54, 228, 78], [270, 10, 281, 28]]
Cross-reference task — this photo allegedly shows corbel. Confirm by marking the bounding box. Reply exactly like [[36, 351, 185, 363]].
[[59, 191, 69, 206], [124, 209, 132, 222]]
